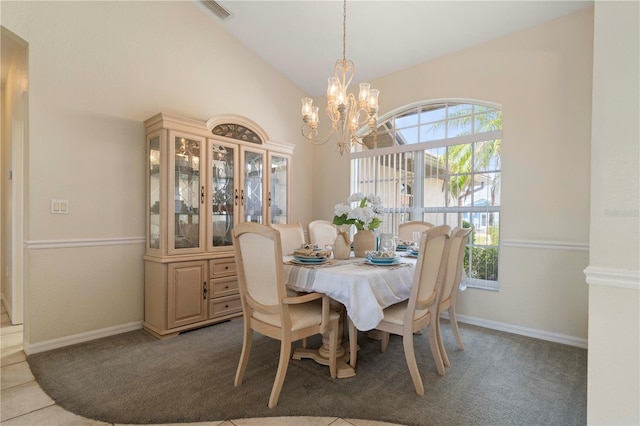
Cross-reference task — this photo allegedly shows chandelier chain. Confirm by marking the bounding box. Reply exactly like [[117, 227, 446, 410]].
[[342, 0, 347, 62]]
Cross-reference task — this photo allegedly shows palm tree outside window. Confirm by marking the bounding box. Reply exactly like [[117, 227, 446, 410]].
[[350, 100, 502, 290]]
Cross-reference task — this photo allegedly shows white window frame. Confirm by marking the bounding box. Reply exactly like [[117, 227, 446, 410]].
[[349, 99, 502, 290]]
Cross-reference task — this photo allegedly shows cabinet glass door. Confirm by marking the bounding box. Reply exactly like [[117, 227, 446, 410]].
[[242, 149, 264, 223], [171, 133, 203, 253], [269, 154, 289, 225], [148, 135, 161, 250], [210, 142, 236, 249]]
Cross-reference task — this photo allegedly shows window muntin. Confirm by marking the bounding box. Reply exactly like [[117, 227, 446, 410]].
[[352, 100, 502, 290]]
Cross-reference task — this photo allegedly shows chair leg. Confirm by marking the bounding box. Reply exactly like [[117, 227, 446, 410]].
[[428, 322, 445, 376], [449, 306, 465, 350], [380, 331, 390, 353], [234, 323, 253, 386], [402, 330, 424, 396], [268, 339, 292, 408], [436, 314, 450, 368], [348, 318, 357, 368], [329, 318, 338, 378]]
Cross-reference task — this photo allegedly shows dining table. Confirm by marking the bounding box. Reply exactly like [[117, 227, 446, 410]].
[[283, 253, 418, 378]]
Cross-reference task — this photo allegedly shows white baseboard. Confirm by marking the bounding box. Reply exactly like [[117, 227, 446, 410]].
[[441, 312, 588, 349], [0, 292, 15, 324], [24, 321, 143, 355], [24, 314, 588, 355]]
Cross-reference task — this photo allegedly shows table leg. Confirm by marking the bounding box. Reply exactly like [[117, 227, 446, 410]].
[[292, 301, 356, 378]]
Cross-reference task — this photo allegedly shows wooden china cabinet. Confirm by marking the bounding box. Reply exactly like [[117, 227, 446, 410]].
[[143, 113, 294, 338]]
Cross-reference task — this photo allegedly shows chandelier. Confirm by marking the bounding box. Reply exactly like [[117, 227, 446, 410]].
[[300, 0, 380, 155]]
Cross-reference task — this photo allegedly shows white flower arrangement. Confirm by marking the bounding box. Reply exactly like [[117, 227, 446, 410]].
[[333, 193, 384, 231]]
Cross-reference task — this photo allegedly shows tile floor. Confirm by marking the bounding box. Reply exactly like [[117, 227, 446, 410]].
[[0, 303, 400, 426]]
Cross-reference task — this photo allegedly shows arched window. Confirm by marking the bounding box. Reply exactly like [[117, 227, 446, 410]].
[[351, 99, 502, 289]]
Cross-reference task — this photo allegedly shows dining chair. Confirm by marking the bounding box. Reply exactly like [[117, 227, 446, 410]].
[[397, 221, 435, 242], [271, 222, 306, 255], [437, 226, 473, 367], [307, 220, 338, 248], [373, 224, 451, 396], [233, 222, 339, 408]]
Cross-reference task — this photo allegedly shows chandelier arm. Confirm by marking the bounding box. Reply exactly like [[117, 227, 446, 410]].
[[326, 101, 341, 124], [352, 127, 375, 144], [349, 127, 377, 150], [301, 125, 338, 146], [344, 60, 354, 93], [334, 60, 355, 96]]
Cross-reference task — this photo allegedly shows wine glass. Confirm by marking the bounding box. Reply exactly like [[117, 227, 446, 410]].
[[412, 231, 421, 250], [379, 233, 396, 254]]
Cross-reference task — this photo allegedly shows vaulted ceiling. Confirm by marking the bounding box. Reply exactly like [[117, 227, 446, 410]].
[[201, 1, 593, 97], [2, 1, 594, 94]]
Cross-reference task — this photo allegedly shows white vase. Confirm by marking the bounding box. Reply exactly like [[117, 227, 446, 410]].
[[333, 225, 351, 260]]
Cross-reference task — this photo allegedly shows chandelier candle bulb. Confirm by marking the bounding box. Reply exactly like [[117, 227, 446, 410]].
[[337, 88, 346, 106], [358, 82, 370, 106], [301, 98, 313, 117], [327, 77, 339, 103], [368, 89, 379, 110]]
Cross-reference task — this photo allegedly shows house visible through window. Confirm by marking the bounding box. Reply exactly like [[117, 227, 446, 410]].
[[350, 100, 502, 290]]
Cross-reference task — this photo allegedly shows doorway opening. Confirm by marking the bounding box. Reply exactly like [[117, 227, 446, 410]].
[[1, 25, 29, 326]]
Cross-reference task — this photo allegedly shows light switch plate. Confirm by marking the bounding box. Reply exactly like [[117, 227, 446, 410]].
[[51, 199, 69, 214]]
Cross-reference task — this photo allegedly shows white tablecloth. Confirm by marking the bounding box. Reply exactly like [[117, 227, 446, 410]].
[[283, 256, 417, 331]]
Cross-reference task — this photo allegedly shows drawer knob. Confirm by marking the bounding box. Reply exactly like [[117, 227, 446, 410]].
[[225, 304, 229, 308], [224, 266, 229, 270], [225, 285, 229, 289]]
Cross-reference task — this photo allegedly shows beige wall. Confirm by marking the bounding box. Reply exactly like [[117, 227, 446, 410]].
[[315, 8, 594, 341], [1, 1, 314, 347], [587, 2, 639, 424]]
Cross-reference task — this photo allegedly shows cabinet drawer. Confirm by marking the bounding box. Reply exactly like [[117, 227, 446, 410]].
[[210, 295, 242, 318], [211, 277, 238, 297], [209, 258, 236, 278]]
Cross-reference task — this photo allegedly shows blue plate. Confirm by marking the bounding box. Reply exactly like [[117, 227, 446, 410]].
[[291, 258, 327, 266], [294, 256, 327, 263], [365, 259, 401, 266], [367, 256, 401, 264], [396, 245, 408, 251]]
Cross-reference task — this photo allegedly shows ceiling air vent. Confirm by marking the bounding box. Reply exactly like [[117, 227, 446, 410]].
[[200, 0, 233, 21]]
